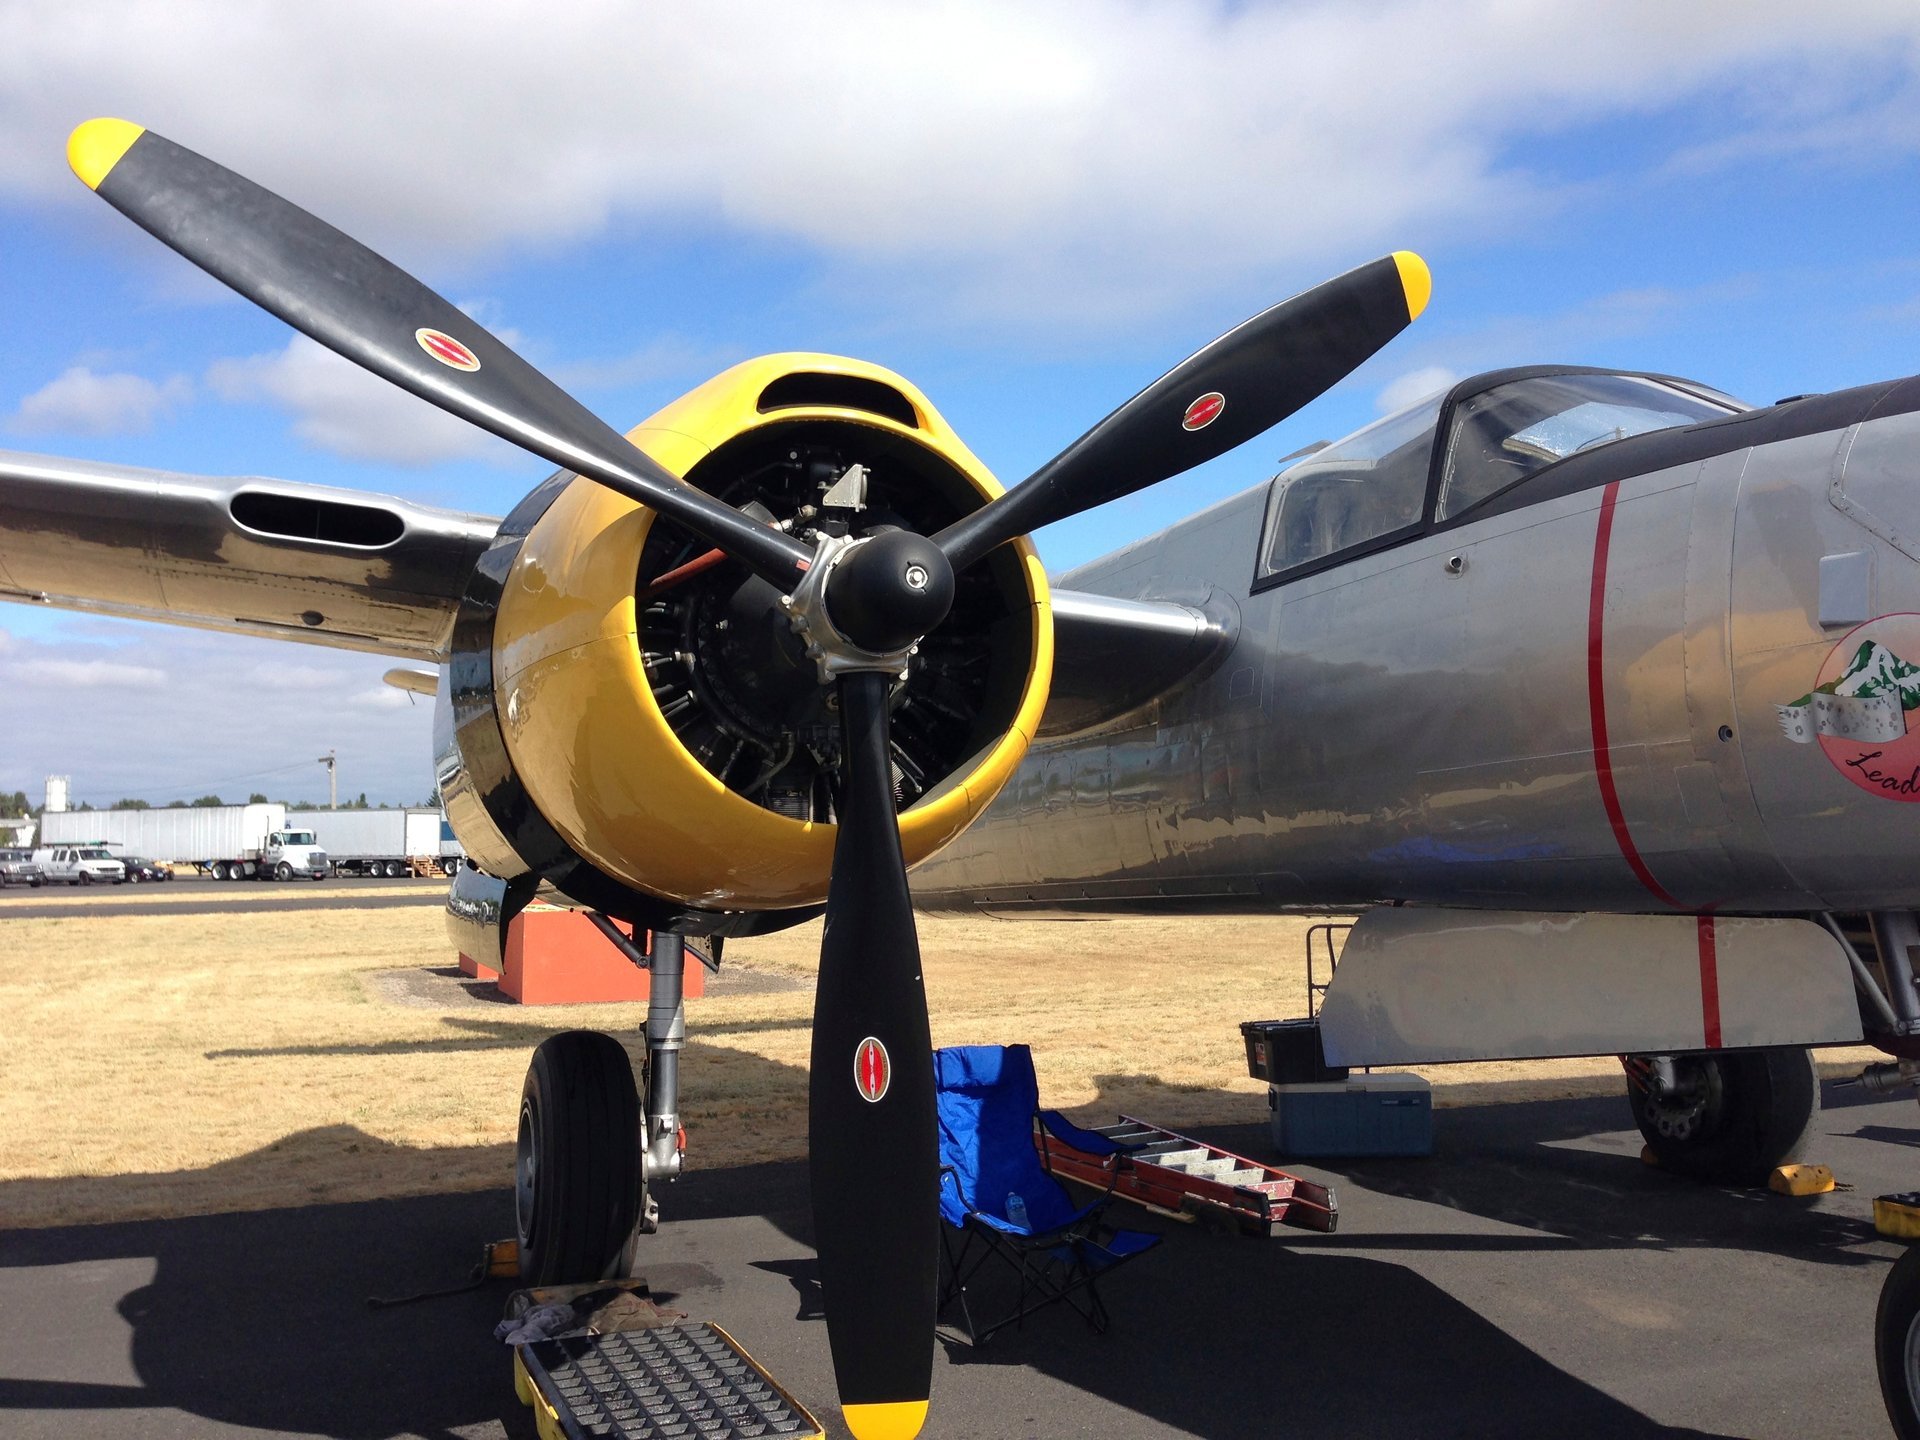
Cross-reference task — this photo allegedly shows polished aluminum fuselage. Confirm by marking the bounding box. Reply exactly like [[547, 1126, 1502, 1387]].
[[914, 407, 1920, 916]]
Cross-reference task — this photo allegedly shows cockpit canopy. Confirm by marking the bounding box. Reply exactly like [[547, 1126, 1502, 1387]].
[[1257, 368, 1743, 583]]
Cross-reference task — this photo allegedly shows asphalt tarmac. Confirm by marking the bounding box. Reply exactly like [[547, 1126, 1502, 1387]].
[[3, 1083, 1914, 1439], [0, 877, 441, 920]]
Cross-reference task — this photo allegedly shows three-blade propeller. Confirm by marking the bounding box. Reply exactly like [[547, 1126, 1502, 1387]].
[[68, 117, 1428, 1439]]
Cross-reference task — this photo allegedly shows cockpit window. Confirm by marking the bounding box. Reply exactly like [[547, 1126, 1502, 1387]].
[[1259, 391, 1444, 576], [1436, 373, 1738, 521]]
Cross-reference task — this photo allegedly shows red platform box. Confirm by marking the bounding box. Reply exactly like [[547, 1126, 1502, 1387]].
[[460, 906, 705, 1005]]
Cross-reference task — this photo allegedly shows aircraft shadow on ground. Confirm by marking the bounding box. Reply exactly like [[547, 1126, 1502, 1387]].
[[0, 1035, 817, 1440], [744, 1072, 1816, 1438], [0, 1056, 1883, 1438], [917, 1244, 1740, 1439], [0, 1191, 527, 1440]]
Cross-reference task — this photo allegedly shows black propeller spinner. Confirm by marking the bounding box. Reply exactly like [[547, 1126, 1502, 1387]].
[[69, 116, 1428, 1439]]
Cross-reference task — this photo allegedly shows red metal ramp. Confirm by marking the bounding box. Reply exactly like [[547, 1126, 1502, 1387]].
[[1038, 1115, 1338, 1236]]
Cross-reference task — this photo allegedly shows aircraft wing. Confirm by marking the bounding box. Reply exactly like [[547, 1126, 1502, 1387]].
[[1041, 588, 1234, 737], [0, 448, 1234, 708], [0, 449, 499, 660]]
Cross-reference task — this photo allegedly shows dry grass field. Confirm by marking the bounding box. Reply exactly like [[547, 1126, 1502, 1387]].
[[0, 888, 1884, 1230]]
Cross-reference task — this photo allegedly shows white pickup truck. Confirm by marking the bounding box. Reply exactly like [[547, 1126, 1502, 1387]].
[[32, 845, 126, 885]]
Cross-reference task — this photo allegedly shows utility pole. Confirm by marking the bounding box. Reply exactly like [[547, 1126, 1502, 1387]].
[[318, 750, 337, 810]]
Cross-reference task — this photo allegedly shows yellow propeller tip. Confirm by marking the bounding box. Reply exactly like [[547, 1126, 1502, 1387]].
[[68, 118, 144, 191], [842, 1400, 929, 1439], [1392, 251, 1431, 322]]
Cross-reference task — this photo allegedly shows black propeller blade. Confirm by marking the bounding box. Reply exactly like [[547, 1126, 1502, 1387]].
[[809, 671, 938, 1440], [933, 252, 1430, 572], [66, 119, 811, 589]]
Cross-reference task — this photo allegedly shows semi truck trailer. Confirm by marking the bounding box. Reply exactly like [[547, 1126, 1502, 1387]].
[[305, 808, 460, 877]]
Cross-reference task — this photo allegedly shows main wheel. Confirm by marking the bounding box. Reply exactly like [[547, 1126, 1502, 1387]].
[[515, 1030, 644, 1287], [1880, 1247, 1920, 1438], [1626, 1046, 1819, 1185]]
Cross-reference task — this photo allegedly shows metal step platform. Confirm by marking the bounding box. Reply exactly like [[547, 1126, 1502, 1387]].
[[1039, 1115, 1338, 1236], [514, 1322, 823, 1440]]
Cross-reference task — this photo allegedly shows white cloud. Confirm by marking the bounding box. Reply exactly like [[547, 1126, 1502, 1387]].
[[1376, 366, 1460, 415], [6, 2, 1920, 326], [10, 657, 167, 688], [206, 335, 521, 466], [349, 685, 415, 710], [248, 660, 342, 691], [8, 366, 191, 435], [0, 618, 435, 806]]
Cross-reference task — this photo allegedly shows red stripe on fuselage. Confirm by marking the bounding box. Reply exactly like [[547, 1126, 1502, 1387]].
[[1587, 481, 1683, 909], [1696, 915, 1723, 1048]]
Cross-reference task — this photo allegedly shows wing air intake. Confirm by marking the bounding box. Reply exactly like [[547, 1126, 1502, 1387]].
[[230, 490, 407, 547]]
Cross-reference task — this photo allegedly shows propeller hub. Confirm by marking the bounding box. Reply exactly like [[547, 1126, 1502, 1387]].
[[821, 530, 955, 656]]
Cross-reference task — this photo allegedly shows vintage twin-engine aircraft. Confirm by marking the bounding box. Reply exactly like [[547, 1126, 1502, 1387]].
[[4, 118, 1428, 1440], [9, 117, 1920, 1435]]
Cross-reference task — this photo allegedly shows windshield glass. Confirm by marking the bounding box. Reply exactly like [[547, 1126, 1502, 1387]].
[[1261, 390, 1445, 575], [80, 848, 113, 860], [1437, 373, 1739, 521], [283, 830, 316, 846]]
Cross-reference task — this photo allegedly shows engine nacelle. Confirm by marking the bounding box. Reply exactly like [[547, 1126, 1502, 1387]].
[[438, 353, 1051, 934]]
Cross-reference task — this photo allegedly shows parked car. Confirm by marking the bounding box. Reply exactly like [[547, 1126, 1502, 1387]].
[[119, 856, 173, 883], [0, 847, 44, 887]]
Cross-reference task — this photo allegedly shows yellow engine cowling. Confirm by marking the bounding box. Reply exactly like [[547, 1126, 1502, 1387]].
[[489, 353, 1052, 912]]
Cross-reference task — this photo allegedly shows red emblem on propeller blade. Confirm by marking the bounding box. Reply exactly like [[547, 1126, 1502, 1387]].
[[1182, 392, 1225, 431], [415, 328, 481, 372], [854, 1037, 891, 1103]]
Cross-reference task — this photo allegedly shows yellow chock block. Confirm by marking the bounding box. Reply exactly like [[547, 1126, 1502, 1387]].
[[1769, 1163, 1836, 1196], [486, 1239, 520, 1277], [1639, 1144, 1659, 1168], [1877, 1193, 1920, 1240]]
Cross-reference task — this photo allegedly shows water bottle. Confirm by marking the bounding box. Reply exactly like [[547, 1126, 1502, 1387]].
[[1005, 1191, 1029, 1228]]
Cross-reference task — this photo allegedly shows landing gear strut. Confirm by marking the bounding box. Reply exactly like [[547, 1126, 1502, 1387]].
[[513, 926, 692, 1287], [1623, 1045, 1819, 1186]]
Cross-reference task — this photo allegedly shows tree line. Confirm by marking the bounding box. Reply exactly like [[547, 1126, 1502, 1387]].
[[0, 790, 438, 817]]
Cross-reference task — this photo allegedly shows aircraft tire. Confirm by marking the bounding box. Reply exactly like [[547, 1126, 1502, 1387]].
[[1880, 1246, 1920, 1438], [515, 1029, 643, 1287], [1625, 1045, 1818, 1186]]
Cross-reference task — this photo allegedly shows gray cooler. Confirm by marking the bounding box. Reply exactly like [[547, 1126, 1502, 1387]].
[[1268, 1072, 1432, 1157]]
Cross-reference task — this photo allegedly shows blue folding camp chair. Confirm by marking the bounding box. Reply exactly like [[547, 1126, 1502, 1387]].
[[934, 1044, 1161, 1344]]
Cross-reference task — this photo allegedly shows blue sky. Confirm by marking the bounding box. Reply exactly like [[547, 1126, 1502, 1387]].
[[4, 1, 1920, 805]]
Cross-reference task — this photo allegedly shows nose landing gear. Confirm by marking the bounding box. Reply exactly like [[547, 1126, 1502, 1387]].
[[512, 926, 696, 1288]]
